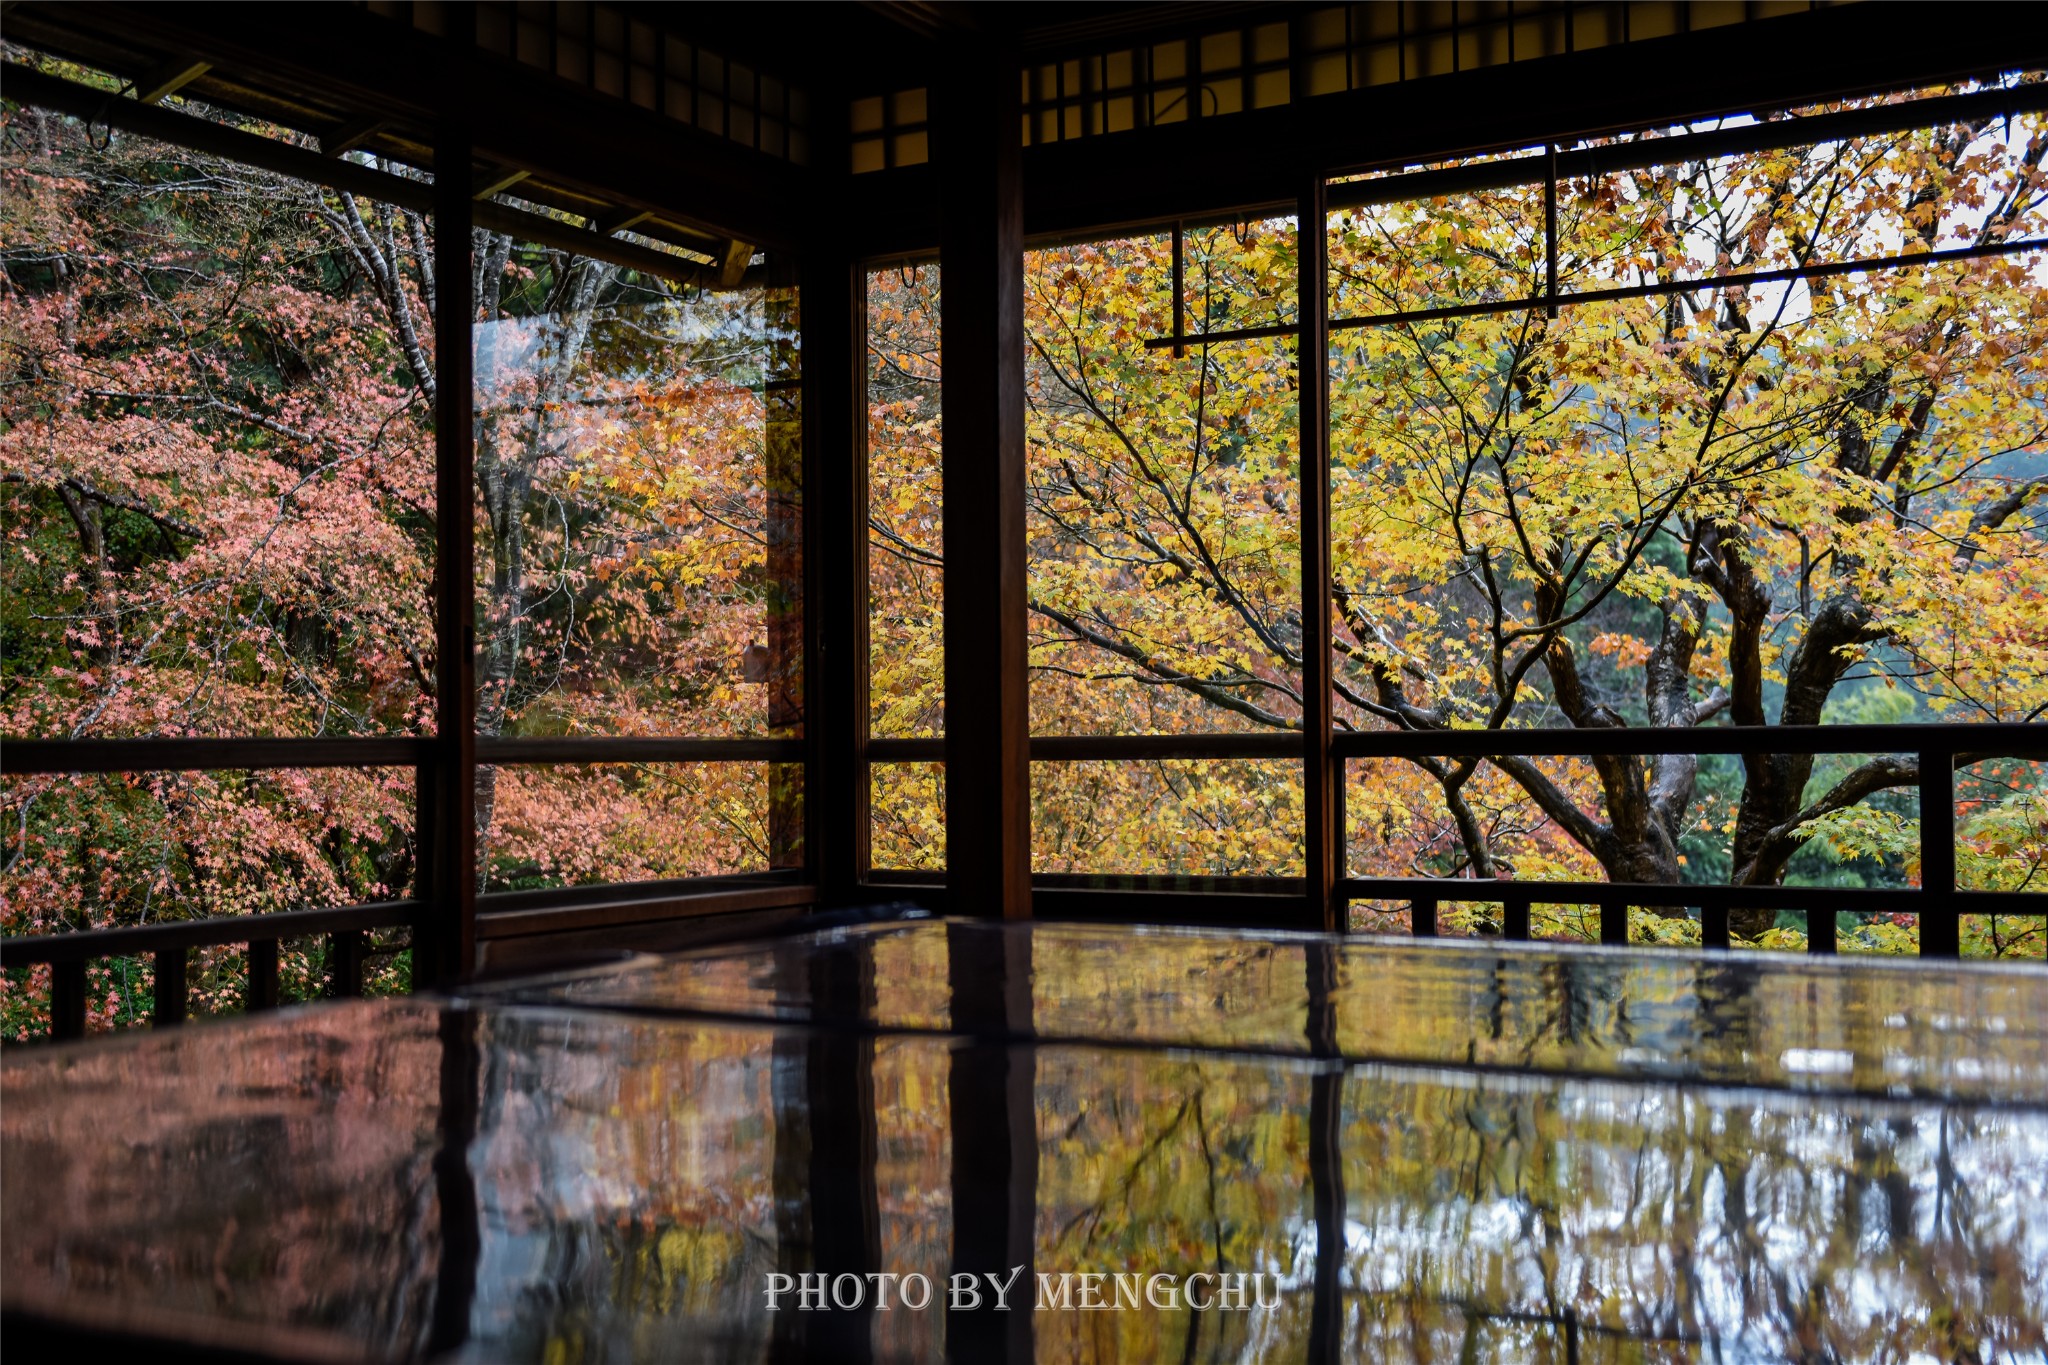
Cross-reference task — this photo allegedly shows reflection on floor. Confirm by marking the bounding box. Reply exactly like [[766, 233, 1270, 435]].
[[4, 919, 2045, 1362]]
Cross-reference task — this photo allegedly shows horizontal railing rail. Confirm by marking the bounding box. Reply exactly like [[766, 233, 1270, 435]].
[[868, 737, 945, 762], [1330, 722, 2048, 760], [869, 734, 1303, 762], [476, 736, 803, 764], [10, 722, 2038, 1045], [2, 734, 801, 774], [3, 737, 431, 774], [1, 901, 420, 1041], [866, 724, 2048, 764]]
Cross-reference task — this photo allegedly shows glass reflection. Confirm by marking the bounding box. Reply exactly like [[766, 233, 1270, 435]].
[[3, 922, 2045, 1363], [485, 920, 2048, 1102]]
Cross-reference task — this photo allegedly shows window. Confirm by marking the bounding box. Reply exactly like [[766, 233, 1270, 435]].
[[1, 95, 435, 1036], [1326, 84, 2048, 952], [866, 263, 944, 874], [1026, 220, 1306, 879], [1, 49, 816, 1041], [471, 224, 803, 887], [2, 110, 434, 743]]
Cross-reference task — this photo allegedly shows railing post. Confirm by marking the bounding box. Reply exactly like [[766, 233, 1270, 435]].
[[247, 939, 280, 1011], [51, 959, 87, 1042], [329, 930, 366, 998], [1599, 896, 1628, 946], [1502, 895, 1530, 941], [1807, 906, 1837, 955], [1701, 902, 1730, 951], [153, 946, 188, 1027], [1919, 747, 1959, 957], [1410, 897, 1437, 937]]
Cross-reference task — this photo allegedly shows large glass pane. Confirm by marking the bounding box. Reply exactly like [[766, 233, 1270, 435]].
[[1554, 105, 2048, 299], [480, 761, 787, 892], [1028, 221, 1302, 739], [471, 236, 800, 745], [1, 105, 434, 740], [1326, 89, 2048, 942], [1034, 759, 1304, 877], [1022, 220, 1302, 879], [870, 761, 944, 875], [470, 232, 798, 890], [1956, 757, 2045, 959], [866, 263, 943, 740], [866, 264, 944, 876]]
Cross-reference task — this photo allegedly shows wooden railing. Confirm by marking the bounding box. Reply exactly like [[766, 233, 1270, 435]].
[[1, 732, 803, 1042], [872, 723, 2048, 958], [0, 901, 420, 1039]]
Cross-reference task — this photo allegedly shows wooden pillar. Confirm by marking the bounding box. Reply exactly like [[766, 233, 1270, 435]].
[[937, 37, 1031, 920], [422, 117, 478, 984], [804, 238, 868, 903], [1300, 176, 1338, 933]]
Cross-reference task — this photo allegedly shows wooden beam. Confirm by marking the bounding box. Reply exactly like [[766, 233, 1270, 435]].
[[471, 165, 529, 200], [475, 880, 817, 940], [3, 63, 714, 289], [766, 280, 805, 873], [938, 36, 1032, 922], [717, 239, 753, 288], [133, 56, 209, 105], [43, 3, 807, 249], [320, 112, 388, 157], [588, 206, 652, 236], [474, 904, 809, 973], [837, 4, 2048, 257], [1, 734, 427, 774]]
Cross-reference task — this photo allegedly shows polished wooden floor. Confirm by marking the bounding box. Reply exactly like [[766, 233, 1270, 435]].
[[5, 918, 2046, 1362]]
